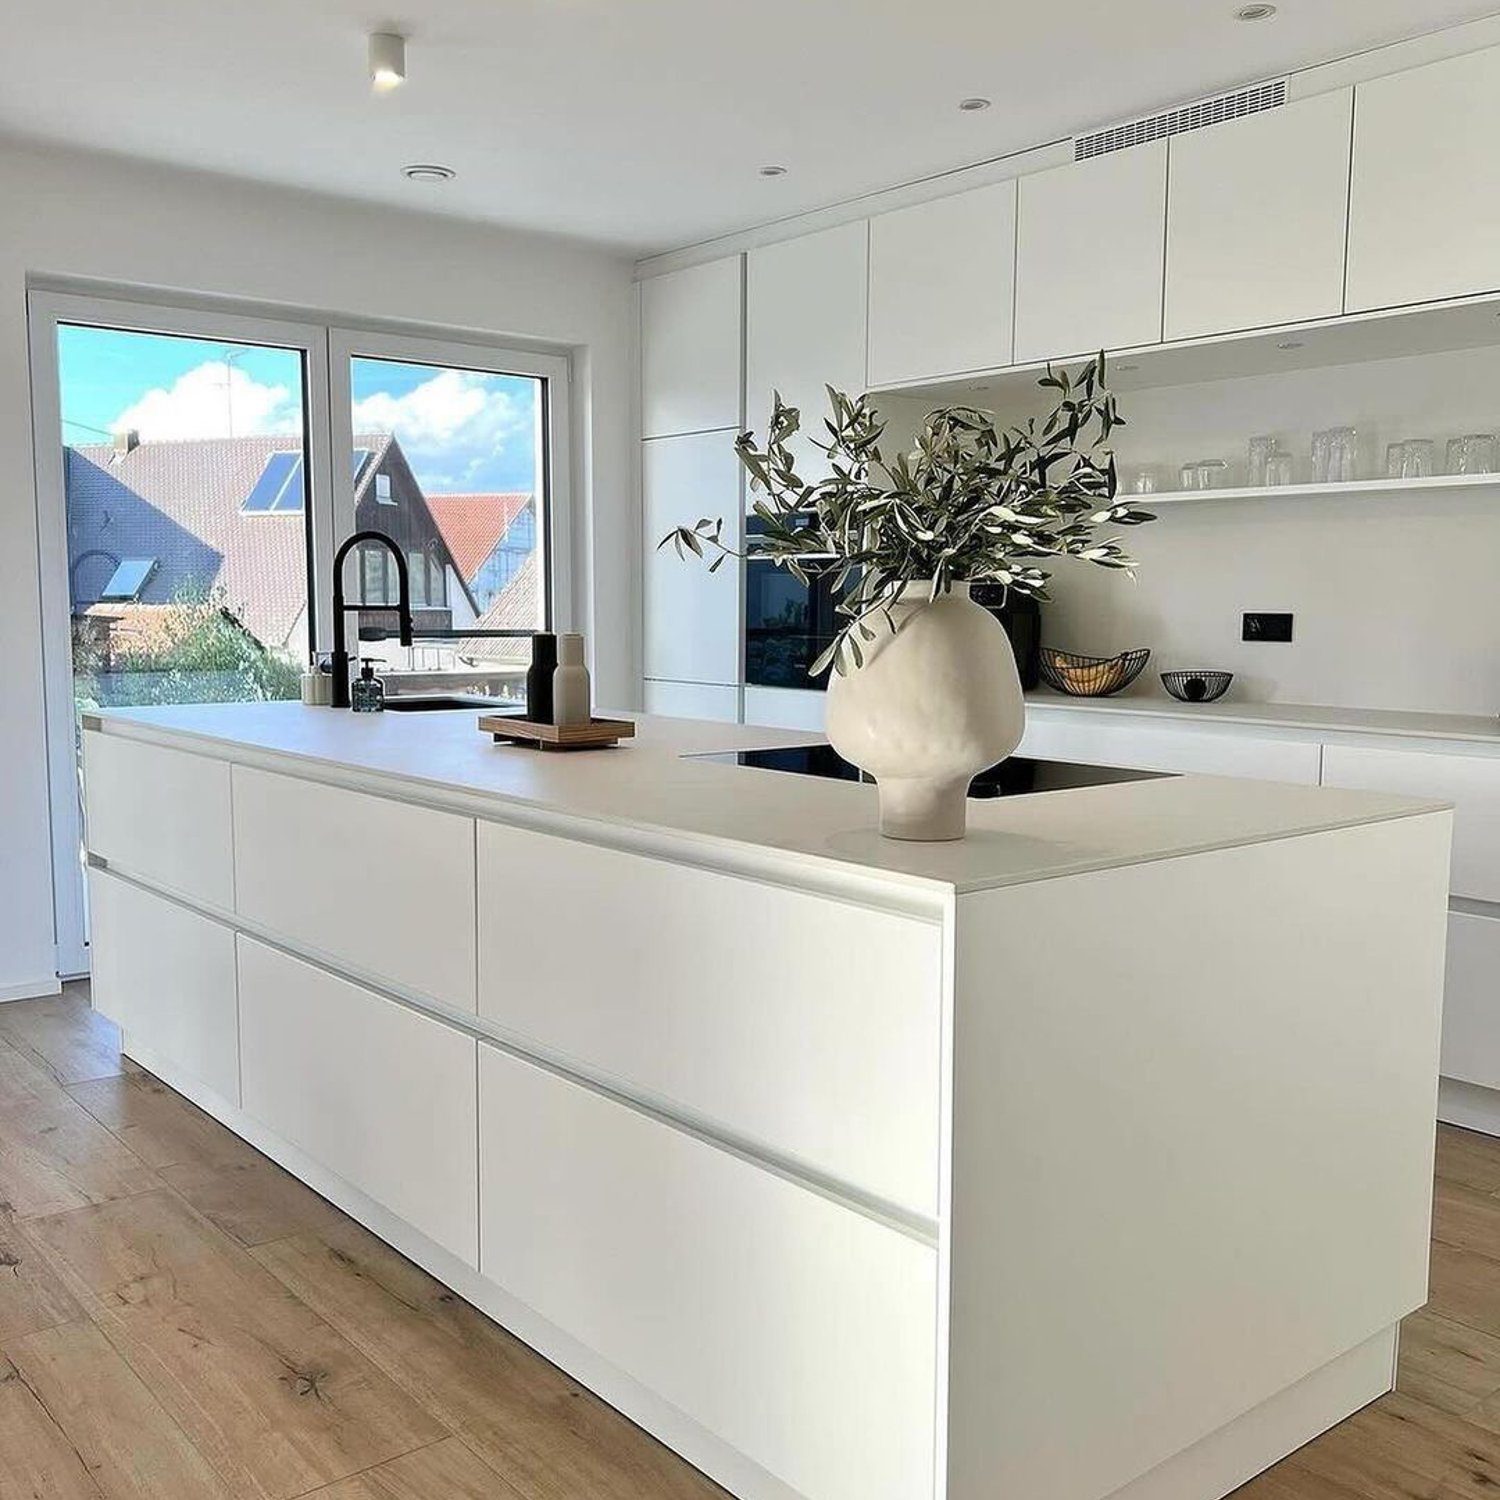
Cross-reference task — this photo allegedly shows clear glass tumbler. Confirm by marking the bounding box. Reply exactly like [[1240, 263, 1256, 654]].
[[1265, 449, 1294, 487], [1465, 434, 1499, 474], [1179, 462, 1199, 492], [1402, 440, 1435, 479], [1329, 427, 1359, 483], [1311, 430, 1333, 485], [1249, 436, 1278, 488], [1386, 442, 1407, 480]]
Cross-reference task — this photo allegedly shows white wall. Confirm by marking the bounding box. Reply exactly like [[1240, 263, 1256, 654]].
[[0, 135, 637, 1000]]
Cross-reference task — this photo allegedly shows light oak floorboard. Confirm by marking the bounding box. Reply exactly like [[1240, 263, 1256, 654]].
[[302, 1436, 525, 1499], [67, 1069, 262, 1174], [28, 1189, 447, 1500], [0, 985, 123, 1087], [0, 1350, 102, 1498], [0, 1211, 86, 1343], [0, 1040, 160, 1220], [3, 1318, 237, 1499], [252, 1218, 726, 1500], [1436, 1124, 1500, 1196], [159, 1156, 350, 1250], [1397, 1310, 1500, 1416], [1432, 1178, 1500, 1260]]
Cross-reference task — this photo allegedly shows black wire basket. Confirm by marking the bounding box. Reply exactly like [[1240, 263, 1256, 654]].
[[1038, 648, 1151, 697], [1161, 670, 1233, 703]]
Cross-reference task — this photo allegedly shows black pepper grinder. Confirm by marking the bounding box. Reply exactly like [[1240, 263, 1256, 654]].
[[526, 632, 558, 723]]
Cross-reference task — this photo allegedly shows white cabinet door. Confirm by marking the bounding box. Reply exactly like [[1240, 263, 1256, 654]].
[[742, 684, 826, 732], [88, 870, 239, 1104], [1321, 744, 1500, 903], [232, 766, 477, 1012], [238, 937, 478, 1265], [1165, 89, 1353, 340], [1347, 46, 1500, 312], [476, 820, 942, 1216], [1017, 711, 1321, 783], [867, 181, 1016, 386], [746, 222, 868, 473], [1014, 141, 1167, 363], [641, 257, 743, 438], [478, 1045, 937, 1500], [643, 680, 739, 722], [643, 431, 741, 685], [83, 731, 233, 909], [1444, 910, 1500, 1091]]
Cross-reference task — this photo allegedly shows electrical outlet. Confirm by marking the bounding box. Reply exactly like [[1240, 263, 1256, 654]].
[[1242, 612, 1294, 643]]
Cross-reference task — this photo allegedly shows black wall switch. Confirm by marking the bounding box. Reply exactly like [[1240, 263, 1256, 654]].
[[1243, 612, 1294, 643]]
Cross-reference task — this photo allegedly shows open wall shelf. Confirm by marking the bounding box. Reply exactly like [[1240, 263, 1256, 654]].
[[1144, 472, 1500, 506]]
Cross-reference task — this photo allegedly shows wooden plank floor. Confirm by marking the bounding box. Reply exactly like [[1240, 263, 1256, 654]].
[[1, 988, 1498, 1500]]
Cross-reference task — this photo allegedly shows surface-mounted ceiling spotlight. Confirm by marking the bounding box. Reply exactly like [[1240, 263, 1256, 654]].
[[758, 165, 788, 178], [402, 163, 455, 183], [1277, 339, 1306, 350], [1234, 4, 1277, 20], [958, 97, 992, 112], [369, 32, 408, 91]]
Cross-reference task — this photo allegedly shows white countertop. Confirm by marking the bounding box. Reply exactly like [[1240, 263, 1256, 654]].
[[87, 702, 1444, 900], [1025, 690, 1500, 746]]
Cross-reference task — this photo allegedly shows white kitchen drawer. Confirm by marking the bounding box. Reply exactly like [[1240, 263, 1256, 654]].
[[1018, 712, 1321, 784], [476, 820, 942, 1216], [743, 684, 826, 732], [231, 765, 476, 1011], [88, 869, 239, 1104], [643, 680, 739, 722], [83, 730, 233, 908], [478, 1044, 936, 1500], [1443, 910, 1500, 1092], [1321, 744, 1495, 901], [238, 937, 478, 1265]]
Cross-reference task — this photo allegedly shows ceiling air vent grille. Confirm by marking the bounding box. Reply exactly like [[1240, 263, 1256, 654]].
[[1075, 79, 1286, 161]]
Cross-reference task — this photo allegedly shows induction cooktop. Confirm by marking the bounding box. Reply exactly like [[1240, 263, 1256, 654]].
[[690, 744, 1170, 800]]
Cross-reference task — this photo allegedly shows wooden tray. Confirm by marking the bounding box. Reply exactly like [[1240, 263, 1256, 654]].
[[478, 714, 636, 750]]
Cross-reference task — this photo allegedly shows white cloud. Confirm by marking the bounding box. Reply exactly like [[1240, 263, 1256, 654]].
[[112, 361, 298, 441], [352, 369, 533, 493]]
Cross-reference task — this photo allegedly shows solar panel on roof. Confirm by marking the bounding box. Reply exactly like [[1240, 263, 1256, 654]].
[[100, 558, 157, 601], [242, 451, 304, 513], [352, 448, 373, 482]]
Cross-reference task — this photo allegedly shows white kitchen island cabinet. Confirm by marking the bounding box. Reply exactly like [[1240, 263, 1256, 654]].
[[81, 702, 1449, 1500]]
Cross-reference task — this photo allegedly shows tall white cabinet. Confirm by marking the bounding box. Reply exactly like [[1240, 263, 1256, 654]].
[[639, 256, 745, 721], [1165, 89, 1353, 340], [1347, 45, 1500, 313]]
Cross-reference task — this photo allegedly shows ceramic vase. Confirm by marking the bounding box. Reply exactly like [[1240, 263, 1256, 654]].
[[825, 581, 1025, 841]]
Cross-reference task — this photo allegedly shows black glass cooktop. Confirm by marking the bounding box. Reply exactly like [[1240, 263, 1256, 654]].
[[692, 744, 1170, 800]]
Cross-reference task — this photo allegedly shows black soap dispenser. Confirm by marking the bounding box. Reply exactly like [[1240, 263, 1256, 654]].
[[526, 632, 558, 723]]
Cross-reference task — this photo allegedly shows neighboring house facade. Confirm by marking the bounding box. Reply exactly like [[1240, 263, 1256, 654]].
[[426, 492, 543, 667], [65, 430, 477, 667]]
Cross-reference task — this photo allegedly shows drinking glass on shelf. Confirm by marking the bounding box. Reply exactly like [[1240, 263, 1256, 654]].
[[1464, 434, 1499, 474], [1329, 427, 1359, 483], [1130, 467, 1160, 496], [1264, 449, 1294, 487], [1402, 439, 1434, 479], [1311, 429, 1333, 484], [1447, 436, 1469, 475], [1178, 462, 1200, 492], [1386, 442, 1406, 480], [1248, 436, 1278, 488], [1196, 459, 1229, 490]]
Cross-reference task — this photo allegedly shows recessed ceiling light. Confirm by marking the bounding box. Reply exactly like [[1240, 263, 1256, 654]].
[[1235, 3, 1277, 19], [758, 165, 788, 178], [1277, 339, 1305, 350], [402, 163, 455, 183], [959, 97, 991, 113], [369, 32, 407, 90]]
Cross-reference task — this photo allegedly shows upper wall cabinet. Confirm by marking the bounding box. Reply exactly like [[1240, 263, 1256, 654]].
[[640, 256, 743, 439], [746, 223, 868, 472], [1014, 141, 1167, 365], [1347, 46, 1500, 313], [867, 181, 1017, 387], [1165, 90, 1353, 341]]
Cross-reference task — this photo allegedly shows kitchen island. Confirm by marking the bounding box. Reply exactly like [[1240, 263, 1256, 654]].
[[81, 702, 1451, 1500]]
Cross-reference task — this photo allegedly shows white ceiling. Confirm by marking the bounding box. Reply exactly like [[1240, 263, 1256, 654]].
[[7, 1, 1498, 256]]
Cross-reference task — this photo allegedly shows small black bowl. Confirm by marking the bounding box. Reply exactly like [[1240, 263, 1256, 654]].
[[1161, 670, 1233, 704]]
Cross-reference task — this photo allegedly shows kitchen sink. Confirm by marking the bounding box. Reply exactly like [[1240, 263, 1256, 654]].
[[383, 695, 521, 713]]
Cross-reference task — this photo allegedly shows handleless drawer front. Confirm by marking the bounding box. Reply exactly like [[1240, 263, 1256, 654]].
[[83, 731, 233, 907], [1444, 911, 1500, 1091], [88, 869, 239, 1104], [238, 937, 478, 1265], [232, 766, 477, 1011], [1018, 713, 1322, 784], [479, 1045, 937, 1500], [476, 820, 942, 1216], [1322, 745, 1496, 901]]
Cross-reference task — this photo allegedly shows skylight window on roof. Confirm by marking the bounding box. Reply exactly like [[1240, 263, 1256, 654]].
[[352, 448, 374, 482], [100, 558, 157, 601], [242, 451, 304, 513]]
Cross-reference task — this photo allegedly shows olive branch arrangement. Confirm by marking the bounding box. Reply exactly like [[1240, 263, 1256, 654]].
[[660, 355, 1154, 676]]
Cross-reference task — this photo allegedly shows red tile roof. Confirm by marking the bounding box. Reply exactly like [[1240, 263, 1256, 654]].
[[425, 493, 532, 583]]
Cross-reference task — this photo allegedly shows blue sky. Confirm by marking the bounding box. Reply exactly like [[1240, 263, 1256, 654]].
[[56, 324, 539, 495]]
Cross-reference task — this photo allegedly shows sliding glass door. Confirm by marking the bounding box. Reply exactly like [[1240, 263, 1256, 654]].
[[31, 295, 570, 977]]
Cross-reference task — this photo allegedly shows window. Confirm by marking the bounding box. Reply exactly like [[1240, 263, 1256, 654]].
[[98, 557, 158, 601], [242, 450, 305, 513], [375, 472, 394, 505], [359, 545, 393, 605]]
